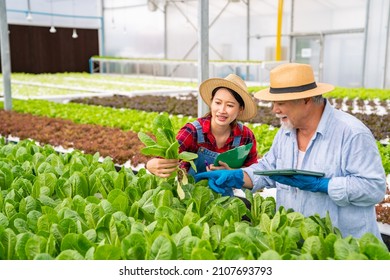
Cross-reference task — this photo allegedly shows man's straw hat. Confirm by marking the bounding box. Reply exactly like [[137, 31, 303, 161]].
[[199, 74, 257, 121], [255, 63, 335, 101]]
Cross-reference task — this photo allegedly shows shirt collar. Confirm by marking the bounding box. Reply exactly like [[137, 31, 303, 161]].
[[315, 99, 333, 136]]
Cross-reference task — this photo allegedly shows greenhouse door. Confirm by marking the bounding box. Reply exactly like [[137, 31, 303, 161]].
[[292, 36, 322, 81]]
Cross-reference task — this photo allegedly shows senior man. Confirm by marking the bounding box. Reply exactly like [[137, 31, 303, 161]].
[[195, 63, 387, 240]]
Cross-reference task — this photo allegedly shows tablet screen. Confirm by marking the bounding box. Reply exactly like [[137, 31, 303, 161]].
[[254, 169, 325, 177]]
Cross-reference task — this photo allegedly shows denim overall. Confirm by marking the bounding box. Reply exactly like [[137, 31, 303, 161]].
[[188, 120, 243, 177], [188, 121, 251, 206]]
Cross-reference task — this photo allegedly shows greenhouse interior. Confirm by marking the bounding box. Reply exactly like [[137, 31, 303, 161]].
[[0, 0, 390, 262]]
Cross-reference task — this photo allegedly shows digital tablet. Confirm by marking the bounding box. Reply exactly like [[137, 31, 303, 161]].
[[254, 169, 325, 177]]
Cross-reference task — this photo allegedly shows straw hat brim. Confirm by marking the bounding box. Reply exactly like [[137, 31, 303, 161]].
[[199, 78, 257, 121], [254, 82, 335, 101]]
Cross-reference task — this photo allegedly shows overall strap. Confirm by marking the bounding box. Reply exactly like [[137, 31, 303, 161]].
[[232, 122, 243, 147], [191, 120, 205, 144]]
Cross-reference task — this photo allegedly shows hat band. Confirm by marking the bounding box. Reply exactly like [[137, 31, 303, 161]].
[[270, 82, 317, 94]]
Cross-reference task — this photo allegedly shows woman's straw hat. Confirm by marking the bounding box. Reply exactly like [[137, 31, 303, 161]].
[[199, 74, 257, 121], [255, 63, 335, 101]]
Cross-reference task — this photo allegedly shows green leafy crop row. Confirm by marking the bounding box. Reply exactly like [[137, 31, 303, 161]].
[[2, 99, 388, 174], [2, 72, 390, 101], [0, 73, 197, 98], [0, 99, 277, 159], [0, 139, 388, 260]]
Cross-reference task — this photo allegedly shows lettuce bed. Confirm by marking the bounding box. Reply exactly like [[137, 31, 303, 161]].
[[0, 139, 389, 260]]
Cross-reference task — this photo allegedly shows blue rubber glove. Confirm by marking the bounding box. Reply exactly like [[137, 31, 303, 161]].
[[194, 169, 244, 196], [270, 174, 330, 193]]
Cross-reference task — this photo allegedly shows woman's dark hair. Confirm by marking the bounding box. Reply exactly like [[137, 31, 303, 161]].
[[211, 87, 245, 109]]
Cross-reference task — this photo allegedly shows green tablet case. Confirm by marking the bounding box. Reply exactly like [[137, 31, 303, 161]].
[[214, 143, 253, 169]]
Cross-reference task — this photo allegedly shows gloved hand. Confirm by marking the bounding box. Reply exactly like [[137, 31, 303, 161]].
[[194, 169, 244, 196], [270, 174, 330, 193]]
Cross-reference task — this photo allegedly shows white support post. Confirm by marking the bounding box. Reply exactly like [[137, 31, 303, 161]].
[[197, 0, 209, 118], [0, 0, 12, 110]]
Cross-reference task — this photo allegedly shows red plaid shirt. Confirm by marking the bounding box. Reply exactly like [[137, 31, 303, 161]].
[[176, 116, 258, 171]]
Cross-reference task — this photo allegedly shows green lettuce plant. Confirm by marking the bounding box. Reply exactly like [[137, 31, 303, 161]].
[[138, 114, 198, 199]]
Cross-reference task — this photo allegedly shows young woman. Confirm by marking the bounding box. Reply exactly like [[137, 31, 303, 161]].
[[145, 73, 259, 194]]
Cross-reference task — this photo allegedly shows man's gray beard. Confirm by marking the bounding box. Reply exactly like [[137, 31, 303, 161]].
[[280, 120, 294, 132]]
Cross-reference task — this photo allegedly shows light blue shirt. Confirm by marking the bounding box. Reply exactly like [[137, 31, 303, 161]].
[[243, 100, 387, 240]]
